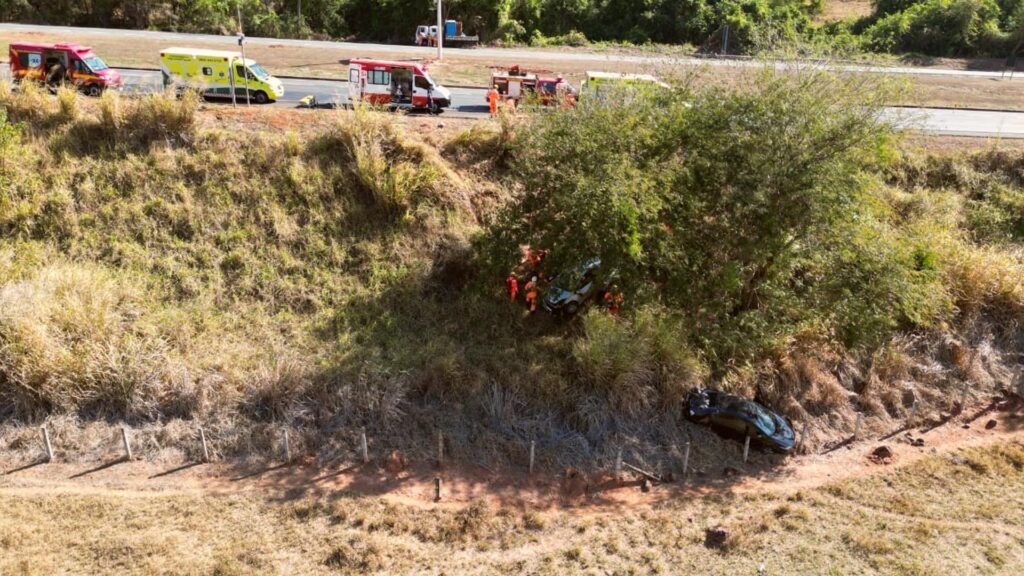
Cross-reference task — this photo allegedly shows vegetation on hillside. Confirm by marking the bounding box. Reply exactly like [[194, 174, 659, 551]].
[[7, 0, 1024, 57], [0, 73, 1022, 464]]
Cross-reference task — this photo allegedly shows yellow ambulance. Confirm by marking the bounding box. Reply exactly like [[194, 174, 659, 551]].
[[159, 47, 284, 104]]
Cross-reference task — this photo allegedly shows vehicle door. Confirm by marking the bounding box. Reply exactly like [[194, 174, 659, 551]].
[[348, 65, 363, 102], [15, 51, 43, 81], [391, 67, 412, 104], [43, 49, 70, 84], [234, 63, 253, 99], [414, 74, 434, 108], [709, 411, 747, 436]]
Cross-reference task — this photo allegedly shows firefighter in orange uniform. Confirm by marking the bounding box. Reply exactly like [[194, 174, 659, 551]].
[[604, 286, 624, 316], [524, 276, 539, 313], [488, 87, 500, 116], [506, 273, 519, 303]]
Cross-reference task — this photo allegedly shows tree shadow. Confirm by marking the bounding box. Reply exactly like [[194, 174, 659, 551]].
[[4, 459, 47, 474], [149, 461, 202, 479], [69, 457, 127, 479]]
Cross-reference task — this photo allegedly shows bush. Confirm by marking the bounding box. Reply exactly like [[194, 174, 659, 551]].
[[865, 0, 1008, 56]]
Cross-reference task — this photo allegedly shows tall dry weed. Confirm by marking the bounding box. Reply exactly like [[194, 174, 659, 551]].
[[0, 263, 172, 420]]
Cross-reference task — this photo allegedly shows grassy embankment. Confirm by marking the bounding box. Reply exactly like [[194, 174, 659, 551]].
[[0, 74, 1022, 470], [2, 440, 1023, 574]]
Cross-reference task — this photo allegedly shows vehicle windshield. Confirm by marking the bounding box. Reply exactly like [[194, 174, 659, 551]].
[[248, 63, 270, 79], [82, 55, 108, 72], [724, 398, 776, 435]]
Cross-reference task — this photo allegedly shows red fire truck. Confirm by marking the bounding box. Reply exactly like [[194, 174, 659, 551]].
[[8, 42, 123, 96], [488, 65, 574, 106], [347, 58, 452, 112]]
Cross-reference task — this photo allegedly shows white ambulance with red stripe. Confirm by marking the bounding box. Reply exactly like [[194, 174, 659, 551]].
[[347, 58, 451, 112]]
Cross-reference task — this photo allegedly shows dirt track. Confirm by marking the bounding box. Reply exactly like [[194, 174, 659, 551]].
[[2, 398, 1020, 512]]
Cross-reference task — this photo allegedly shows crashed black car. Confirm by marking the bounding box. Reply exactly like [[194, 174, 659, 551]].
[[685, 389, 795, 452]]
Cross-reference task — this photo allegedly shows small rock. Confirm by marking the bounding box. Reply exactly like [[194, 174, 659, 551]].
[[985, 419, 998, 430], [962, 424, 971, 429], [869, 445, 894, 464], [911, 438, 925, 447], [640, 478, 651, 493], [704, 526, 730, 549], [951, 455, 967, 466]]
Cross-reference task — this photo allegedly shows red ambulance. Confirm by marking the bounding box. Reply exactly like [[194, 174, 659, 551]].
[[8, 42, 123, 96], [347, 58, 451, 112]]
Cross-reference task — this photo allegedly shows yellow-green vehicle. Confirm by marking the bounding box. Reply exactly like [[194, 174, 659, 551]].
[[581, 71, 669, 100], [159, 47, 284, 104]]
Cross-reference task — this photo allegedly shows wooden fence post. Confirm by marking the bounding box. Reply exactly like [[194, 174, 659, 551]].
[[528, 440, 535, 476], [742, 435, 751, 463], [615, 447, 623, 482], [283, 429, 292, 464], [434, 476, 442, 502], [360, 428, 369, 464], [121, 427, 133, 461], [199, 427, 210, 463], [798, 422, 809, 454], [41, 427, 54, 463], [682, 441, 691, 481]]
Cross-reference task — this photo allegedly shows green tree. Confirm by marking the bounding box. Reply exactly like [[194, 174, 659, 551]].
[[486, 71, 921, 364]]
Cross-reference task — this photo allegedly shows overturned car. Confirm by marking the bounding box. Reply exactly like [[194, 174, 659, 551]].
[[685, 389, 796, 452]]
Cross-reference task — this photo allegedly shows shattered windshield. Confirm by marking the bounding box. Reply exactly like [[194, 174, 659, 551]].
[[82, 56, 108, 72], [724, 398, 776, 435]]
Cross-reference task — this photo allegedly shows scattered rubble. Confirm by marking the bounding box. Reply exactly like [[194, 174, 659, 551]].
[[868, 445, 894, 464], [385, 450, 407, 474], [704, 526, 730, 549]]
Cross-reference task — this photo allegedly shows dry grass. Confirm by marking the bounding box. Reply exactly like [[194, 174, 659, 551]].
[[2, 441, 1023, 574]]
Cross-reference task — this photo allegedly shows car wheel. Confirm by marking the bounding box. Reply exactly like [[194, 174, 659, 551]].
[[254, 91, 269, 104], [86, 84, 102, 97], [564, 302, 580, 316]]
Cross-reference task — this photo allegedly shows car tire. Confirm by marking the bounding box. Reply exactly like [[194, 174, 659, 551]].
[[254, 91, 269, 105], [86, 84, 102, 97], [564, 302, 580, 316]]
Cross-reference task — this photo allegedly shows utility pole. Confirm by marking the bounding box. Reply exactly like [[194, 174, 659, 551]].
[[236, 2, 250, 106], [436, 0, 444, 61]]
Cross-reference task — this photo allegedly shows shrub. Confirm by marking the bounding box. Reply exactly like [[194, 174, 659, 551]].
[[865, 0, 1008, 56]]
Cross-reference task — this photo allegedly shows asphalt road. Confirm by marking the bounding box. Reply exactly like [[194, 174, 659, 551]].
[[4, 22, 1024, 80], [115, 68, 490, 114], [103, 68, 1024, 138], [4, 25, 1024, 136]]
